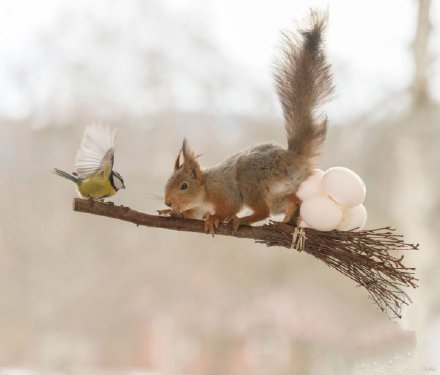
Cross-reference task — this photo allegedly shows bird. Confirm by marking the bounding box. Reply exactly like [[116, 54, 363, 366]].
[[53, 124, 125, 200]]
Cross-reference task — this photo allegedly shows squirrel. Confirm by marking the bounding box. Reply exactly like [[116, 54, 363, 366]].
[[159, 10, 333, 234]]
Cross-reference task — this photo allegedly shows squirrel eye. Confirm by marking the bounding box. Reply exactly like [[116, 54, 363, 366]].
[[180, 182, 188, 190]]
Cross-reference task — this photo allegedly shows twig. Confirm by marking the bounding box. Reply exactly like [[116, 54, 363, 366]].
[[73, 198, 419, 318]]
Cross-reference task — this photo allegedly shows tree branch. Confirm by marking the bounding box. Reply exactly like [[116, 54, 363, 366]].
[[73, 198, 272, 241], [73, 198, 419, 318]]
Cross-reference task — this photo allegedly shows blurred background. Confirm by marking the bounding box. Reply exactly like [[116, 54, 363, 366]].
[[0, 0, 439, 373]]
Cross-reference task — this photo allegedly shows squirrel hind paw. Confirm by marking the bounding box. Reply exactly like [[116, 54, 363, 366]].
[[226, 215, 241, 234], [282, 195, 301, 224]]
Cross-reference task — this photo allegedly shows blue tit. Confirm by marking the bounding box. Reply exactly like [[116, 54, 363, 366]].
[[54, 124, 125, 200]]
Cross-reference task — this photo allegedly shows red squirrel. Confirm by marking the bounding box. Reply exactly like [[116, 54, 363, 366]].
[[160, 10, 333, 234]]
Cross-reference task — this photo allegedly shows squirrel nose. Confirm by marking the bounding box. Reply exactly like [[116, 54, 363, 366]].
[[165, 201, 172, 207]]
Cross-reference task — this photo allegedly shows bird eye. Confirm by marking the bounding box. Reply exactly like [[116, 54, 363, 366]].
[[180, 182, 188, 190]]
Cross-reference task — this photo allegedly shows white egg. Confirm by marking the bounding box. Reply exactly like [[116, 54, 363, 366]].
[[322, 167, 366, 207], [300, 195, 343, 231], [337, 204, 367, 231], [296, 169, 325, 201]]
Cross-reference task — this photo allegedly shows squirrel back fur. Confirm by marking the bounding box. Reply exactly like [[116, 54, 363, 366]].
[[162, 10, 333, 233]]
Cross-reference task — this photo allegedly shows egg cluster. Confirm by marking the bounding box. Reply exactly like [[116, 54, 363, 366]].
[[296, 167, 367, 231]]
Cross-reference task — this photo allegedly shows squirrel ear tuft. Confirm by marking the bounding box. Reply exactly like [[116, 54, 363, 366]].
[[174, 139, 188, 170], [182, 138, 190, 157], [182, 138, 203, 181], [174, 149, 182, 171], [182, 138, 192, 166]]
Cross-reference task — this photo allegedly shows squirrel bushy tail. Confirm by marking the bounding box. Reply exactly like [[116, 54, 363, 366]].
[[274, 9, 333, 160]]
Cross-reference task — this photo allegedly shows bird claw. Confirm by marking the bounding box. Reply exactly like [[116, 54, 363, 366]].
[[87, 197, 95, 206], [203, 213, 220, 236]]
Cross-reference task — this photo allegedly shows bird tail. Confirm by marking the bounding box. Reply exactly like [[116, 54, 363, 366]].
[[53, 168, 78, 183], [274, 9, 333, 161]]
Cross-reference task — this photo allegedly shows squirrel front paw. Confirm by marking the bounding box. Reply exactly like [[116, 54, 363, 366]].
[[157, 208, 182, 217], [157, 208, 172, 216], [203, 212, 220, 236]]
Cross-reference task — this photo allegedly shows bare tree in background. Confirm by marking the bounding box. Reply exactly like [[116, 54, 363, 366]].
[[411, 0, 432, 108]]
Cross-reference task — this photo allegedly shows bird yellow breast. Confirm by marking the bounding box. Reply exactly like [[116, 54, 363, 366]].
[[77, 174, 116, 200]]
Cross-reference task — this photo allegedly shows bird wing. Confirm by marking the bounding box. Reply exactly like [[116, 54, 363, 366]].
[[74, 124, 117, 179]]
